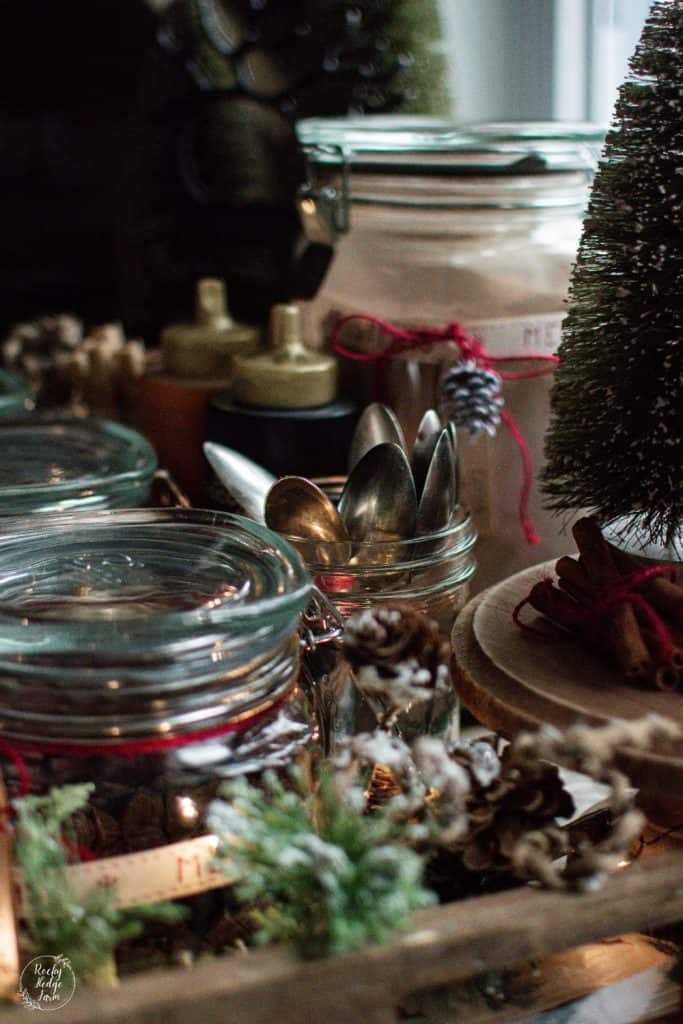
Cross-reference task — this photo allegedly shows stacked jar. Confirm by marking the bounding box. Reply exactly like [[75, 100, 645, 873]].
[[0, 418, 158, 516], [0, 509, 314, 967], [297, 119, 602, 592]]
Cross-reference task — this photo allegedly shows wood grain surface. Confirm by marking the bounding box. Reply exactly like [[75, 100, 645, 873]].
[[452, 567, 683, 798], [2, 852, 682, 1024]]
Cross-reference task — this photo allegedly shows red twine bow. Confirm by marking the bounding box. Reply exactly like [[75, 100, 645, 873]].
[[330, 313, 560, 545], [513, 566, 676, 663]]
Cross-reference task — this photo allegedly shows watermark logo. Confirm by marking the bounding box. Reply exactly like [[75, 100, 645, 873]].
[[19, 956, 76, 1012]]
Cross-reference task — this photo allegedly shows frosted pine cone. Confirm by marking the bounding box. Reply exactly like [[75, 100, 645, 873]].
[[459, 745, 574, 873], [343, 604, 449, 718], [3, 314, 83, 406], [440, 361, 504, 439]]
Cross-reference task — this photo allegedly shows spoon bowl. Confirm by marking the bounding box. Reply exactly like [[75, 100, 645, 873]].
[[416, 428, 457, 536], [348, 403, 406, 473], [265, 476, 351, 562], [339, 442, 417, 543], [411, 408, 442, 500]]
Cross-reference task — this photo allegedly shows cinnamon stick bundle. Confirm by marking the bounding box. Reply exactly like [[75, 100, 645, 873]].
[[523, 517, 683, 692], [571, 518, 652, 680]]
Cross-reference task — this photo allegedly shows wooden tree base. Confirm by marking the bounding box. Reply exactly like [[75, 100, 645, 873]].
[[452, 563, 683, 814]]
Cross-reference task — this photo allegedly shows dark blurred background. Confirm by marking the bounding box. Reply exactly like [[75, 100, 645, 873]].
[[0, 1, 157, 333], [0, 0, 446, 343]]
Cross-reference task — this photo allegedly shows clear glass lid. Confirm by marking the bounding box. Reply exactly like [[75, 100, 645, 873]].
[[0, 508, 312, 741], [297, 117, 605, 174], [0, 418, 158, 514], [0, 370, 30, 418]]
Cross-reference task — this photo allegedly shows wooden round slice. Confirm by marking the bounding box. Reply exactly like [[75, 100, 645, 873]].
[[452, 569, 683, 799]]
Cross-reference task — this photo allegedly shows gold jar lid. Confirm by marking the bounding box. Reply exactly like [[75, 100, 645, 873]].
[[161, 278, 260, 378], [231, 304, 338, 409]]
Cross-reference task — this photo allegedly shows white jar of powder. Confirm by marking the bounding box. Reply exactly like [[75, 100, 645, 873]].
[[298, 118, 602, 591]]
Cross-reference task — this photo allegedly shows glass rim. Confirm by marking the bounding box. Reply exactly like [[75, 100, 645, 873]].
[[0, 417, 158, 501], [284, 505, 477, 570], [0, 508, 311, 741], [0, 507, 312, 633], [298, 117, 605, 175], [0, 370, 30, 415]]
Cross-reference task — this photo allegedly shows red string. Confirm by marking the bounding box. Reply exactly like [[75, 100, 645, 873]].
[[331, 313, 559, 546], [0, 739, 31, 798], [513, 567, 676, 662], [0, 687, 293, 804]]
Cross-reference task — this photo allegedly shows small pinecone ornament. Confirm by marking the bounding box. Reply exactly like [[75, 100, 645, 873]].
[[343, 603, 449, 726], [440, 361, 504, 439], [451, 740, 574, 875], [3, 314, 83, 406]]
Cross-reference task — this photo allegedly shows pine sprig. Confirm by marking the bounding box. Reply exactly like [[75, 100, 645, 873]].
[[14, 785, 186, 988], [208, 767, 434, 960], [543, 0, 683, 546]]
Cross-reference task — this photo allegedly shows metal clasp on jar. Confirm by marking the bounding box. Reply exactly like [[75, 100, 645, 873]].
[[299, 585, 346, 652], [291, 144, 351, 298], [298, 586, 350, 755]]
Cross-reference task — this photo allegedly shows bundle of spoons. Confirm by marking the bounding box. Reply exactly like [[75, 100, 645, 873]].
[[205, 402, 460, 553]]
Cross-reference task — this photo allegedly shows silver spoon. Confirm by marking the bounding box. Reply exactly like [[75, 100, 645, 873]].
[[416, 428, 457, 536], [384, 359, 423, 453], [203, 442, 275, 524], [348, 403, 406, 473], [411, 408, 442, 500], [446, 419, 461, 506], [265, 476, 351, 549], [339, 442, 417, 542]]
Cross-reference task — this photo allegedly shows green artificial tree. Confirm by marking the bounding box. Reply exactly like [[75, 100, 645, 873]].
[[543, 0, 683, 548]]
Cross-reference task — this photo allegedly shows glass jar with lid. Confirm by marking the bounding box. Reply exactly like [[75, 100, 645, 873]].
[[0, 418, 158, 516], [0, 508, 314, 967], [297, 118, 603, 591]]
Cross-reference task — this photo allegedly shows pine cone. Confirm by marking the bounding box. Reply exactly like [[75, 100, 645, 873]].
[[344, 603, 446, 679], [343, 603, 449, 714], [440, 361, 504, 439], [461, 752, 574, 874], [122, 791, 167, 852], [3, 314, 83, 406]]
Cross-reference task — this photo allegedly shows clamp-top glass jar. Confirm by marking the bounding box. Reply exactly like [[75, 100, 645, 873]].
[[297, 118, 603, 592], [0, 418, 158, 515], [0, 508, 314, 967]]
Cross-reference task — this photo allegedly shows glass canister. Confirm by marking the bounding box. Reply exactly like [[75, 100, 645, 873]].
[[0, 417, 158, 515], [287, 505, 477, 742], [297, 118, 603, 592], [0, 508, 313, 967]]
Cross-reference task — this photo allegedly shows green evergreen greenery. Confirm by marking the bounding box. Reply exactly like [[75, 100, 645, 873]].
[[209, 767, 435, 960], [14, 785, 186, 988], [543, 0, 683, 546]]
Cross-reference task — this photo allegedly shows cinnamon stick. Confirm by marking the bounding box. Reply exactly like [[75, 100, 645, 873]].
[[556, 556, 594, 601], [654, 662, 681, 692], [571, 518, 651, 679], [609, 544, 683, 629]]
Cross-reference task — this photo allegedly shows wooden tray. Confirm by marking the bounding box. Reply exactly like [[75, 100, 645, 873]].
[[452, 564, 683, 799], [0, 851, 681, 1024]]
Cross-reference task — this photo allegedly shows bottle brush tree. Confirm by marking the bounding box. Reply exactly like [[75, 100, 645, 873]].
[[543, 0, 682, 549]]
